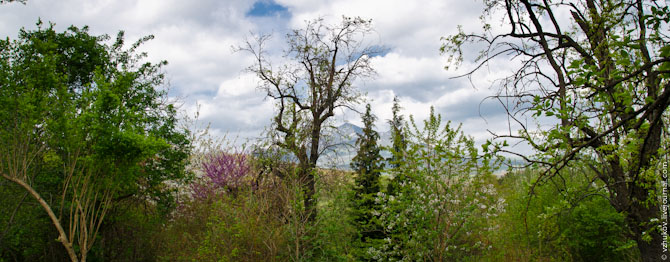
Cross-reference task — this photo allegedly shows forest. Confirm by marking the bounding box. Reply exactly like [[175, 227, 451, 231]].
[[1, 0, 669, 261]]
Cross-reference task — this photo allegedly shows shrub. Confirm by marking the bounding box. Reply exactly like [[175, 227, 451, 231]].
[[372, 107, 502, 261]]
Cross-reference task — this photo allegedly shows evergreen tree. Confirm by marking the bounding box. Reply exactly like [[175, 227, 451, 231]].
[[386, 96, 407, 195], [350, 103, 385, 260]]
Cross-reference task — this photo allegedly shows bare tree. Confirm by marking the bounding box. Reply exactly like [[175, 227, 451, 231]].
[[241, 16, 382, 219], [443, 0, 670, 261]]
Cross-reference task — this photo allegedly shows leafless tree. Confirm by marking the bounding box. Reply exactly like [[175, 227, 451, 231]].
[[240, 16, 383, 220]]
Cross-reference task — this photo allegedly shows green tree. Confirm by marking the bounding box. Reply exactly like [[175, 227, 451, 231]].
[[351, 104, 386, 179], [373, 107, 499, 260], [443, 1, 670, 260], [0, 22, 190, 261], [385, 96, 407, 195], [350, 103, 385, 260], [241, 16, 382, 221]]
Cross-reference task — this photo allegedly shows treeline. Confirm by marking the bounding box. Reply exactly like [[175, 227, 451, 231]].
[[0, 22, 639, 259], [2, 0, 670, 261]]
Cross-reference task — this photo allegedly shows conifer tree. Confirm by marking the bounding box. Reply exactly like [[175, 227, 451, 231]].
[[350, 103, 385, 260], [386, 96, 407, 195]]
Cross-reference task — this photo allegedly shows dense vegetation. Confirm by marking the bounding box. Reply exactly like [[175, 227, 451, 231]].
[[1, 0, 669, 261]]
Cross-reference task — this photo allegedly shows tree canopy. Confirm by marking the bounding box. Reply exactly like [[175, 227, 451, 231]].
[[0, 22, 191, 261], [443, 0, 670, 260]]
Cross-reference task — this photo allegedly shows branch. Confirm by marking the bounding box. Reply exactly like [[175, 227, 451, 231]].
[[1, 172, 79, 262]]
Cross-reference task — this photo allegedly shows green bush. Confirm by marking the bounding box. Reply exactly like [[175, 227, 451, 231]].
[[490, 167, 639, 262], [372, 107, 501, 261], [157, 185, 290, 262]]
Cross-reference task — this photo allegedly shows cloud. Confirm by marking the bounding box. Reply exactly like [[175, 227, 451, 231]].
[[194, 72, 274, 135], [0, 0, 523, 150], [278, 0, 485, 56]]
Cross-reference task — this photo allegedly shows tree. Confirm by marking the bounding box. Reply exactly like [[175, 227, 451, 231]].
[[190, 152, 252, 199], [351, 104, 386, 178], [373, 107, 500, 260], [443, 1, 670, 260], [241, 16, 382, 220], [0, 22, 190, 261], [386, 96, 407, 195], [350, 104, 385, 260]]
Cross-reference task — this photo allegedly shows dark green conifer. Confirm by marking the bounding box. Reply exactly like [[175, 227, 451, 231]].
[[350, 103, 385, 260], [386, 96, 407, 195]]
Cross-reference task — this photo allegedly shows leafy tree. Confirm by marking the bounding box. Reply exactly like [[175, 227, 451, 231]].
[[443, 0, 670, 260], [351, 104, 386, 179], [0, 22, 190, 261], [241, 16, 382, 220], [350, 103, 385, 260]]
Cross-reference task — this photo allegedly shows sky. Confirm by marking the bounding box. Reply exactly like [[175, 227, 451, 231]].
[[0, 0, 522, 149]]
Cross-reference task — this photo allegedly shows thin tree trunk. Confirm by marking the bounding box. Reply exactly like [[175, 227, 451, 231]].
[[1, 173, 79, 262]]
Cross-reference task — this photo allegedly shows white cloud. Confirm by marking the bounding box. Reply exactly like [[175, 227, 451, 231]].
[[216, 73, 259, 98], [0, 0, 521, 150]]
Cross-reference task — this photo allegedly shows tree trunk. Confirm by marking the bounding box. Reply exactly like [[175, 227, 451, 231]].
[[295, 146, 316, 222], [302, 121, 321, 222], [303, 169, 316, 222], [628, 180, 666, 262], [1, 173, 79, 262], [634, 217, 665, 262]]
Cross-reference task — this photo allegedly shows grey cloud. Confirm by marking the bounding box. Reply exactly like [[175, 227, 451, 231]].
[[0, 0, 515, 148]]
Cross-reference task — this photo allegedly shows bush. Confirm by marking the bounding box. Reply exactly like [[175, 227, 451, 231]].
[[490, 167, 638, 262], [372, 107, 502, 261], [158, 184, 290, 261]]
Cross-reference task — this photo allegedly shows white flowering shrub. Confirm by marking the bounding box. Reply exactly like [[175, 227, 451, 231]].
[[372, 107, 505, 261]]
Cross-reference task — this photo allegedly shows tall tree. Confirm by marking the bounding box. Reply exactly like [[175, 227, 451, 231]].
[[0, 23, 190, 261], [241, 16, 381, 219], [351, 104, 386, 177], [350, 103, 385, 260], [443, 1, 670, 260], [386, 96, 407, 195]]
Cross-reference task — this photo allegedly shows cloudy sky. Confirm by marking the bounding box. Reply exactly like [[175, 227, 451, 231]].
[[0, 0, 519, 147]]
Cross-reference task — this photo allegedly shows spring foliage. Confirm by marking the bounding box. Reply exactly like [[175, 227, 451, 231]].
[[371, 107, 502, 261]]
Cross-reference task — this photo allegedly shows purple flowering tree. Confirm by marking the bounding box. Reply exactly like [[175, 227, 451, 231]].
[[191, 152, 252, 199]]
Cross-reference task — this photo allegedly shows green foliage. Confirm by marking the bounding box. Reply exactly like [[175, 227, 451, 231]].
[[158, 185, 290, 262], [385, 96, 407, 196], [350, 104, 385, 260], [0, 21, 190, 260], [372, 107, 500, 261], [0, 183, 66, 261], [442, 1, 670, 258], [351, 104, 385, 180], [492, 167, 638, 262], [157, 149, 357, 262], [310, 168, 357, 261], [94, 200, 166, 261]]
